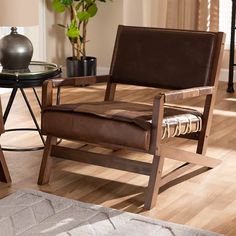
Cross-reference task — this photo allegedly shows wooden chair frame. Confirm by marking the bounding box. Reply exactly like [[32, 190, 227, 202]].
[[38, 31, 225, 210], [0, 147, 11, 183], [0, 100, 11, 184]]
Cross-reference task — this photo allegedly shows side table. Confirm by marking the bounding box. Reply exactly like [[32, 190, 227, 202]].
[[0, 61, 61, 151]]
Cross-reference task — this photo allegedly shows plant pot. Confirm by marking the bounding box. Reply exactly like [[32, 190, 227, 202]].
[[66, 56, 97, 77]]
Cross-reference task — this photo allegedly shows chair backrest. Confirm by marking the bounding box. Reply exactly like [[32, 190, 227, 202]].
[[109, 25, 223, 90]]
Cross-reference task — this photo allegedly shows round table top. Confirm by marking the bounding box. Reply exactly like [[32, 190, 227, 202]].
[[0, 61, 61, 88]]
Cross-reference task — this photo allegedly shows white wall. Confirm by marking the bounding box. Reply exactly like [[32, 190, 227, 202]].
[[86, 0, 124, 67], [45, 0, 154, 68], [45, 0, 229, 74]]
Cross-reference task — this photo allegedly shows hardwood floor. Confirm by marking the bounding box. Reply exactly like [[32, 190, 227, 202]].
[[0, 81, 235, 235]]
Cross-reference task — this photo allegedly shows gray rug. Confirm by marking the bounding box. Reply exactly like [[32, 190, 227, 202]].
[[0, 189, 222, 236]]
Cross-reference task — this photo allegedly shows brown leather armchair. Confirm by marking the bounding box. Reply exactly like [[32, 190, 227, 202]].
[[38, 25, 225, 209], [0, 99, 11, 183]]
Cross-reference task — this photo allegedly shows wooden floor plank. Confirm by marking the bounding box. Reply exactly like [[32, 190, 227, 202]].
[[0, 82, 235, 235]]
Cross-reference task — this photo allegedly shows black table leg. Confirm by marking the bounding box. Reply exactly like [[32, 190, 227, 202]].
[[0, 61, 61, 151], [32, 87, 42, 109], [20, 88, 45, 145], [56, 87, 61, 105], [3, 88, 18, 123], [228, 0, 236, 93]]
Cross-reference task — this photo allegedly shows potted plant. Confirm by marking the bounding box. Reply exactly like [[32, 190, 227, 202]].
[[52, 0, 111, 77]]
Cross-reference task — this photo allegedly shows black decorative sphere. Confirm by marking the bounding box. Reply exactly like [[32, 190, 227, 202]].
[[0, 27, 33, 70]]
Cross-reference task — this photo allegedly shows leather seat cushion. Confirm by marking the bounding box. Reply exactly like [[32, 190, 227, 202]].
[[42, 109, 150, 151], [42, 101, 202, 151]]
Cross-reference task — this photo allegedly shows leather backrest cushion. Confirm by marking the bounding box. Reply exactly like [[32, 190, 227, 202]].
[[110, 25, 217, 89]]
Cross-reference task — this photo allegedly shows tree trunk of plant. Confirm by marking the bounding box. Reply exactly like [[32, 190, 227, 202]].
[[70, 5, 77, 59], [77, 38, 80, 60], [73, 42, 77, 59], [82, 20, 88, 60]]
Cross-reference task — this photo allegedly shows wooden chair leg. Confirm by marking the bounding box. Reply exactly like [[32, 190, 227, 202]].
[[144, 155, 164, 210], [196, 95, 214, 156], [0, 147, 11, 183], [38, 136, 56, 185]]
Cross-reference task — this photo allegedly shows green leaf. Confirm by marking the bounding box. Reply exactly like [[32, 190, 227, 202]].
[[77, 11, 90, 21], [60, 0, 73, 6], [87, 3, 97, 17], [66, 20, 80, 38], [52, 0, 65, 12]]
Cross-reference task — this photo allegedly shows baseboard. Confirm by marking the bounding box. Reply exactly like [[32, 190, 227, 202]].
[[98, 68, 230, 82], [60, 66, 109, 76], [59, 66, 230, 82], [220, 69, 229, 82], [97, 67, 110, 75], [0, 88, 11, 95], [0, 67, 227, 96]]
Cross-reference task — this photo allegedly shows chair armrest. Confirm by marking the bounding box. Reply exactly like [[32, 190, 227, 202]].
[[161, 86, 215, 102], [42, 75, 110, 108], [49, 75, 110, 88]]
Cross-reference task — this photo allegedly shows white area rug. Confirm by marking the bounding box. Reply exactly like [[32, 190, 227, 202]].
[[0, 189, 222, 236]]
